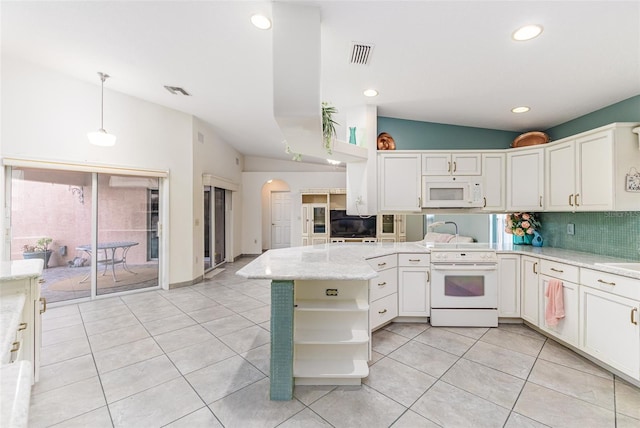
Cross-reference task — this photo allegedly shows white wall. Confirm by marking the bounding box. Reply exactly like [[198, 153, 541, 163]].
[[241, 171, 346, 254], [1, 56, 197, 286]]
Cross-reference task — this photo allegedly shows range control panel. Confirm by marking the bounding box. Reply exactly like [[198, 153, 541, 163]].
[[431, 250, 497, 263]]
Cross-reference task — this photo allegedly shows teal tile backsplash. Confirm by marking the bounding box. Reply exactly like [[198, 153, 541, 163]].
[[539, 212, 640, 260]]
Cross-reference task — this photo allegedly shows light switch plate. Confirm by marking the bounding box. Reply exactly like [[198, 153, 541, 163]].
[[567, 223, 575, 235]]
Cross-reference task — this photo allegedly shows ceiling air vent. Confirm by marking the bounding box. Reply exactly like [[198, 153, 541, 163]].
[[164, 85, 191, 96], [350, 42, 374, 65]]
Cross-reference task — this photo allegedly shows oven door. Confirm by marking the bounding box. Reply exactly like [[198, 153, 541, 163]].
[[431, 263, 498, 308]]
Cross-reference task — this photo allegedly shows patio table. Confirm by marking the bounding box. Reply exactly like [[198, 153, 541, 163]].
[[76, 241, 139, 282]]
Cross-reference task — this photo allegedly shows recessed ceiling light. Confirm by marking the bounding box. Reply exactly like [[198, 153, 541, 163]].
[[363, 89, 378, 97], [512, 24, 543, 41], [251, 14, 271, 30], [327, 159, 341, 165], [511, 106, 530, 114]]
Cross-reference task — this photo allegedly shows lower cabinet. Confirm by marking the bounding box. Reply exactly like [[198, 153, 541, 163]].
[[580, 269, 640, 380], [293, 279, 370, 385], [497, 254, 520, 317], [539, 275, 579, 347], [398, 254, 430, 317], [367, 254, 398, 331], [520, 255, 540, 325]]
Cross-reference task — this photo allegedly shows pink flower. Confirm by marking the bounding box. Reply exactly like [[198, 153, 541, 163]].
[[521, 221, 530, 229], [515, 228, 525, 236], [522, 213, 530, 220], [527, 228, 534, 234], [505, 227, 512, 234]]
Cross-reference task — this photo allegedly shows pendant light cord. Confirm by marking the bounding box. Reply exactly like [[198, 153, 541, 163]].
[[98, 72, 109, 130]]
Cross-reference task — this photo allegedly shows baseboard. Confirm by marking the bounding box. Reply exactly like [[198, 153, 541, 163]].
[[169, 275, 203, 289]]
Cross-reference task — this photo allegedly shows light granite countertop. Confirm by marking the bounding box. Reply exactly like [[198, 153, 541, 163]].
[[0, 360, 32, 428], [237, 241, 640, 281], [0, 259, 44, 282]]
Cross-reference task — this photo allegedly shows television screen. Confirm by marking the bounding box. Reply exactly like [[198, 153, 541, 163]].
[[330, 210, 377, 238]]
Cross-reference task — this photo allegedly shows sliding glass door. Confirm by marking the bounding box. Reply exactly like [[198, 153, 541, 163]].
[[8, 167, 161, 303], [204, 186, 226, 271]]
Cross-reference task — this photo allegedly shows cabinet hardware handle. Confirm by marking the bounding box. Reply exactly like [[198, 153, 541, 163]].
[[10, 341, 20, 353], [483, 197, 487, 208], [378, 309, 387, 314], [597, 279, 616, 286], [409, 259, 421, 262], [38, 278, 45, 284], [631, 308, 638, 325], [377, 262, 387, 267], [427, 271, 430, 282], [569, 194, 573, 206], [418, 197, 421, 207], [533, 262, 538, 274], [550, 267, 564, 273], [378, 282, 387, 287], [447, 161, 451, 172], [575, 193, 580, 206], [18, 323, 27, 331], [453, 161, 457, 172], [40, 297, 47, 314], [539, 196, 543, 208]]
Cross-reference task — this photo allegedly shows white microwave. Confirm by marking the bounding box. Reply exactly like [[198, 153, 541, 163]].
[[421, 176, 484, 208]]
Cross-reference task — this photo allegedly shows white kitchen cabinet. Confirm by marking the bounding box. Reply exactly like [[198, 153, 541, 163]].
[[482, 152, 506, 211], [539, 260, 580, 347], [580, 268, 640, 380], [497, 254, 520, 318], [507, 147, 544, 211], [0, 260, 45, 383], [367, 254, 398, 331], [422, 152, 482, 176], [377, 214, 406, 243], [293, 279, 370, 385], [520, 255, 540, 325], [545, 124, 640, 212], [398, 254, 430, 317], [378, 153, 422, 212], [301, 202, 328, 246]]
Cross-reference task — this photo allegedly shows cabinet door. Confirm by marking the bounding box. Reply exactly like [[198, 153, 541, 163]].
[[521, 256, 540, 325], [576, 131, 613, 211], [545, 141, 575, 211], [311, 204, 328, 235], [301, 204, 311, 238], [498, 254, 520, 317], [507, 148, 544, 211], [452, 153, 482, 175], [539, 276, 579, 346], [580, 286, 640, 379], [398, 267, 430, 316], [378, 214, 397, 237], [397, 215, 406, 242], [378, 154, 422, 212], [482, 153, 505, 211], [422, 153, 451, 176]]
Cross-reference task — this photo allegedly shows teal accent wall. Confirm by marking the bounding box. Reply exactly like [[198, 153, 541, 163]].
[[377, 117, 519, 150], [539, 212, 640, 260], [544, 95, 640, 140]]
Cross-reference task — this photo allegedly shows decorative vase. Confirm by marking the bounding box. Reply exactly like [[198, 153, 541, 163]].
[[349, 127, 357, 145], [512, 234, 533, 245], [532, 231, 543, 247]]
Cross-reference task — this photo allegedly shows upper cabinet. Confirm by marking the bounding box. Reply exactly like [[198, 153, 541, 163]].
[[506, 147, 544, 212], [422, 152, 482, 176], [378, 153, 422, 212], [545, 124, 640, 212], [482, 153, 506, 211]]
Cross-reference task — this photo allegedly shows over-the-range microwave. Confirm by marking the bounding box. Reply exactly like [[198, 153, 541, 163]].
[[421, 176, 484, 208]]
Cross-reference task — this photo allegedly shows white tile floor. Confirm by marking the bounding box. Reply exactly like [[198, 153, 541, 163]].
[[32, 256, 640, 428]]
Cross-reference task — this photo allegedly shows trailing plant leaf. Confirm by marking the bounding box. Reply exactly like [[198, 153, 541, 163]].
[[322, 102, 339, 154]]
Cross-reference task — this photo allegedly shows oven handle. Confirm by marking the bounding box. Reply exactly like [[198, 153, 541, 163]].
[[431, 264, 497, 271]]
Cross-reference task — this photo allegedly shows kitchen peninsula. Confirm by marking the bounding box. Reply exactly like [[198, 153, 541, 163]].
[[238, 241, 640, 400]]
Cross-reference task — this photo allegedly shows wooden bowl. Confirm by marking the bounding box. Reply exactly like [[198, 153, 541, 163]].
[[512, 131, 549, 148]]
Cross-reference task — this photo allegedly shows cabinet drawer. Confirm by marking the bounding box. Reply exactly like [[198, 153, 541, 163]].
[[581, 268, 640, 301], [540, 260, 579, 283], [370, 293, 398, 330], [367, 254, 397, 271], [398, 253, 430, 267], [370, 269, 398, 302]]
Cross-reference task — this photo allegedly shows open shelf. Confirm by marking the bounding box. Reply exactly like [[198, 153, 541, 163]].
[[294, 359, 369, 379], [294, 328, 369, 345], [295, 299, 369, 312]]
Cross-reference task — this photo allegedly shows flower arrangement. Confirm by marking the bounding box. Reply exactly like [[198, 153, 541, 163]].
[[505, 213, 541, 236]]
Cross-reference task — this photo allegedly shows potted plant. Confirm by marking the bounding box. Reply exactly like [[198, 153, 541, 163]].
[[505, 213, 541, 245], [322, 102, 339, 155], [23, 237, 53, 268]]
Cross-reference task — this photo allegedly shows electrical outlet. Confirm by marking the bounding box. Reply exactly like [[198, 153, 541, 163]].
[[567, 223, 575, 235]]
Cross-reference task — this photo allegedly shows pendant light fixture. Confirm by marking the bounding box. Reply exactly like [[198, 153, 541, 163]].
[[87, 72, 116, 147]]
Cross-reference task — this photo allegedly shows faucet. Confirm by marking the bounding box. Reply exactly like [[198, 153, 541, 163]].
[[429, 221, 459, 242]]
